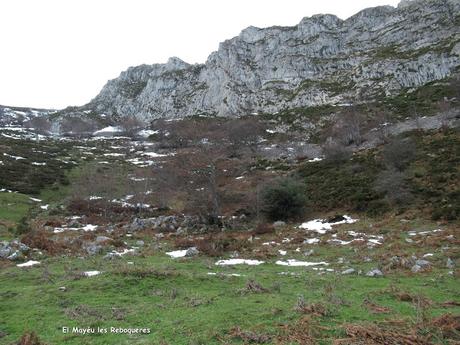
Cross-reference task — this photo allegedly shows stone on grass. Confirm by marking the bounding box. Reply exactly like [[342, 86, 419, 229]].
[[185, 247, 199, 257], [411, 264, 423, 273], [85, 243, 102, 256], [415, 259, 431, 267], [95, 236, 112, 244], [446, 258, 455, 269], [366, 268, 383, 277], [341, 268, 356, 275], [273, 221, 286, 228]]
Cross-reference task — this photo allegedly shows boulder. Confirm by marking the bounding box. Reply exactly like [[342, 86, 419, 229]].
[[273, 221, 286, 228], [95, 236, 112, 244], [366, 269, 383, 277], [185, 247, 199, 257], [341, 268, 356, 275], [415, 259, 431, 268], [85, 243, 102, 256], [411, 264, 423, 273]]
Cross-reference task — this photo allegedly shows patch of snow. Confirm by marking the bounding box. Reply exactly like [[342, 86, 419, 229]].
[[82, 224, 98, 232], [31, 162, 46, 166], [29, 197, 42, 202], [40, 204, 49, 210], [166, 250, 188, 258], [312, 267, 335, 272], [137, 129, 159, 137], [3, 153, 25, 160], [262, 241, 280, 246], [142, 152, 167, 158], [83, 271, 102, 277], [207, 272, 243, 277], [299, 215, 357, 233], [367, 239, 382, 246], [275, 260, 329, 267], [130, 177, 147, 182], [348, 231, 365, 237], [304, 238, 320, 244], [278, 250, 287, 256], [17, 260, 40, 267], [103, 153, 125, 157], [307, 157, 323, 162], [215, 259, 265, 266], [408, 229, 443, 236], [93, 126, 122, 135], [107, 248, 136, 257]]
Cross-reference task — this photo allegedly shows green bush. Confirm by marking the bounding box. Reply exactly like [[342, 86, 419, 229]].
[[261, 177, 307, 221]]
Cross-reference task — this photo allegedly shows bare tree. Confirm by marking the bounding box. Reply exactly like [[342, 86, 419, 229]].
[[119, 116, 145, 138], [382, 137, 416, 171], [332, 106, 365, 146], [225, 117, 266, 157], [374, 169, 412, 206], [25, 117, 51, 135], [322, 139, 352, 163], [61, 117, 97, 138]]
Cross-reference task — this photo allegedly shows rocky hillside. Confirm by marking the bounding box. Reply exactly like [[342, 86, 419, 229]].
[[0, 105, 55, 126], [79, 0, 460, 121]]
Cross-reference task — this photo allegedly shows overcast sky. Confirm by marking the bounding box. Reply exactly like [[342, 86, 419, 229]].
[[0, 0, 400, 109]]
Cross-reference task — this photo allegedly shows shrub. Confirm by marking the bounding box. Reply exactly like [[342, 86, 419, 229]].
[[17, 331, 46, 345], [261, 177, 307, 221], [374, 169, 413, 206], [322, 141, 352, 163], [382, 137, 416, 171]]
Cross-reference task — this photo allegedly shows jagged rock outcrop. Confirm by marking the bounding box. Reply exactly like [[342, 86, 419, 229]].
[[85, 0, 460, 120]]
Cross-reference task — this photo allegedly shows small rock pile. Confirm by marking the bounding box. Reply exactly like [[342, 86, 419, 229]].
[[0, 240, 30, 261]]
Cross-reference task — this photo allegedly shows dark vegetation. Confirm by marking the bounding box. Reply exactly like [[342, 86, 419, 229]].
[[261, 177, 307, 221], [0, 137, 74, 195], [297, 129, 459, 220]]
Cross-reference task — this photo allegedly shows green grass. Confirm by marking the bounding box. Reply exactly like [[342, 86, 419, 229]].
[[0, 193, 32, 225], [0, 252, 458, 344]]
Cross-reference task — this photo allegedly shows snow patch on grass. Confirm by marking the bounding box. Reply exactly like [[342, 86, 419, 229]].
[[215, 259, 265, 266], [275, 260, 329, 267], [17, 260, 40, 267]]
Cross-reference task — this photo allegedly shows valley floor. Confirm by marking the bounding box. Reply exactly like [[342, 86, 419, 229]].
[[1, 218, 459, 345], [0, 113, 458, 344]]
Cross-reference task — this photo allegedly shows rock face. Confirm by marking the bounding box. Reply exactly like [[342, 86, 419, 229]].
[[84, 0, 460, 121]]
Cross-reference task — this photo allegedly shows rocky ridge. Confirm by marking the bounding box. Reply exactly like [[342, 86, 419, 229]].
[[78, 0, 460, 121]]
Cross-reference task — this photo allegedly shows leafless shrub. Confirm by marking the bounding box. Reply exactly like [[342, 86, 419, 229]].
[[382, 137, 416, 171], [238, 280, 269, 294], [230, 327, 272, 344], [25, 117, 51, 135], [61, 117, 97, 137], [224, 117, 266, 157], [322, 140, 352, 163], [331, 106, 365, 146], [374, 169, 413, 206], [118, 116, 145, 138], [16, 331, 47, 345]]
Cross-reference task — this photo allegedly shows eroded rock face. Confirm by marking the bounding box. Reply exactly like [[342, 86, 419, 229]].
[[82, 0, 460, 121]]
